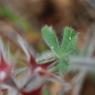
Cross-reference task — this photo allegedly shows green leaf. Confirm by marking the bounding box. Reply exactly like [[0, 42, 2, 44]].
[[41, 26, 79, 74], [61, 27, 78, 55], [41, 26, 60, 57]]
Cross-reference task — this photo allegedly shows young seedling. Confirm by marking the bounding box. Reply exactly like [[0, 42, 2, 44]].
[[41, 25, 79, 75]]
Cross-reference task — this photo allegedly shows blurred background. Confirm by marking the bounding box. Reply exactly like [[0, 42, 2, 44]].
[[0, 0, 95, 95]]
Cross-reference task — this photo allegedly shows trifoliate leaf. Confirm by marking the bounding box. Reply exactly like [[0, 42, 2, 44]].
[[41, 26, 79, 74]]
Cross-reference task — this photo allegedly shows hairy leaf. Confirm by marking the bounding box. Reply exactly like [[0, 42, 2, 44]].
[[41, 26, 79, 74], [41, 26, 60, 57], [61, 27, 78, 55]]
